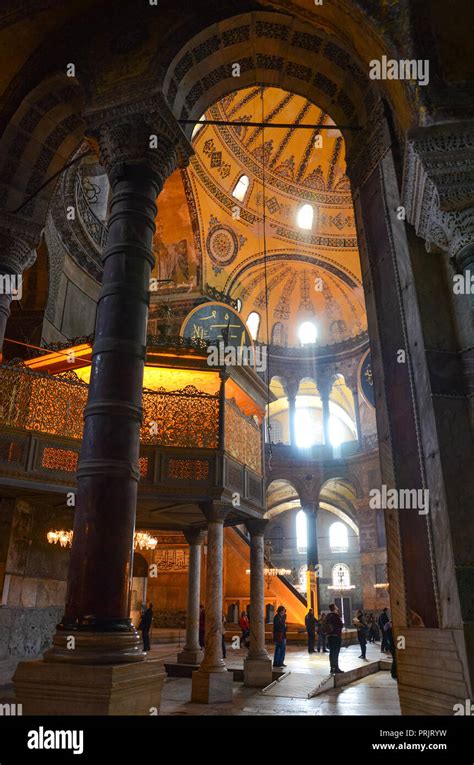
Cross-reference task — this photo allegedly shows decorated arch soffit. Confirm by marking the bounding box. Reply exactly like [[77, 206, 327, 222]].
[[184, 85, 367, 348]]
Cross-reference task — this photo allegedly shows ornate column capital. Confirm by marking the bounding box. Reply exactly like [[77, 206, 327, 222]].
[[198, 501, 230, 524], [0, 213, 42, 273], [84, 93, 194, 191], [245, 518, 268, 537], [183, 528, 206, 546], [402, 121, 474, 268]]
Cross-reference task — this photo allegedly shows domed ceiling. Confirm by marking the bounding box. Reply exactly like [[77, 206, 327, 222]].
[[185, 86, 367, 347]]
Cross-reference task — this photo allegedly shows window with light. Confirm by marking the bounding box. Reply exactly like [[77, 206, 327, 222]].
[[191, 115, 206, 140], [332, 563, 351, 588], [246, 311, 260, 340], [297, 203, 314, 230], [298, 321, 318, 345], [232, 174, 250, 202], [329, 521, 349, 552]]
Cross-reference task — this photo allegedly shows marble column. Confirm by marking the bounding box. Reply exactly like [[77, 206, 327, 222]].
[[243, 519, 272, 687], [351, 387, 363, 448], [320, 391, 331, 447], [191, 502, 233, 703], [44, 102, 192, 665], [304, 505, 320, 613], [15, 99, 193, 715], [177, 528, 205, 665], [287, 392, 297, 446]]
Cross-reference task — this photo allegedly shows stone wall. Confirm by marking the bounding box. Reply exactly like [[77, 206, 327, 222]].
[[0, 499, 72, 659]]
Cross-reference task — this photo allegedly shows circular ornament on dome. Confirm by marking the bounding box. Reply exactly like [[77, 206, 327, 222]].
[[359, 349, 375, 407], [206, 225, 239, 266]]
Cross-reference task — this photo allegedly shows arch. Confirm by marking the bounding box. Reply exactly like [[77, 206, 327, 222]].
[[161, 10, 411, 155], [332, 562, 351, 588], [265, 477, 301, 519]]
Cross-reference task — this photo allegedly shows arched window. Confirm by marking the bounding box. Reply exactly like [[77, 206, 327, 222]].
[[298, 321, 318, 345], [246, 311, 260, 340], [191, 115, 206, 140], [297, 203, 313, 230], [232, 174, 250, 202], [329, 522, 349, 552], [296, 509, 307, 553], [332, 563, 351, 588], [271, 322, 285, 345], [236, 298, 242, 312], [295, 408, 317, 448], [328, 415, 344, 447]]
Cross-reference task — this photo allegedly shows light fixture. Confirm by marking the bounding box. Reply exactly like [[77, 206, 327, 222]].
[[47, 530, 73, 548], [47, 530, 158, 551], [246, 567, 292, 589], [374, 583, 390, 589]]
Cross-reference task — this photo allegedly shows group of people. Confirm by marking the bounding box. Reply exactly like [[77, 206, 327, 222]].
[[303, 605, 397, 676]]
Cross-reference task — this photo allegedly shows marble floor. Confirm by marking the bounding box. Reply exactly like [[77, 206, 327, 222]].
[[0, 641, 401, 715]]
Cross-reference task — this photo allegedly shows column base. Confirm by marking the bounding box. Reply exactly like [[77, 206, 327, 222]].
[[243, 656, 273, 687], [13, 658, 166, 715], [177, 648, 203, 665], [191, 669, 233, 704], [44, 629, 144, 664]]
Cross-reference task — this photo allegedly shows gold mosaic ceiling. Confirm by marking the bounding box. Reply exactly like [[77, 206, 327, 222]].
[[186, 86, 367, 348]]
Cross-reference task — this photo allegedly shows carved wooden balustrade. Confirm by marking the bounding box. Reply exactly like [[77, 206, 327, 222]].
[[0, 363, 264, 514]]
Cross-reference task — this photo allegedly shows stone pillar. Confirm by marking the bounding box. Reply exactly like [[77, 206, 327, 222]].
[[243, 519, 272, 687], [177, 528, 205, 665], [191, 502, 233, 703], [0, 215, 39, 360], [304, 504, 320, 613], [14, 99, 193, 716], [320, 392, 331, 447], [351, 386, 363, 447], [287, 393, 296, 446]]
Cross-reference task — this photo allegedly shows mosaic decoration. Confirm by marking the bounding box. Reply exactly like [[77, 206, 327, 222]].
[[360, 350, 375, 407], [206, 224, 239, 266]]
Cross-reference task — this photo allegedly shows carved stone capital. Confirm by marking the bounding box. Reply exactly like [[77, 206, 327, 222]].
[[183, 528, 206, 546], [403, 121, 474, 266], [198, 501, 230, 524], [245, 518, 268, 538], [0, 213, 42, 274], [85, 94, 193, 191]]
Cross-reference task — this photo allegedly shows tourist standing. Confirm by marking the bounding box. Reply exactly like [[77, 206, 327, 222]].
[[317, 612, 329, 652], [325, 603, 344, 674], [378, 608, 390, 653], [273, 605, 287, 668], [353, 609, 369, 660], [138, 602, 153, 653], [239, 610, 250, 648], [305, 608, 317, 654]]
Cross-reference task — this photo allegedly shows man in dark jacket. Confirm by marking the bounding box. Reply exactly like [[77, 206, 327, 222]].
[[139, 603, 153, 652], [378, 608, 390, 653], [273, 605, 287, 667], [305, 608, 317, 654], [325, 603, 344, 674]]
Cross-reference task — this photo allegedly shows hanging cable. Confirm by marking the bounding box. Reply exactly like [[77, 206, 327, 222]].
[[259, 89, 273, 462]]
